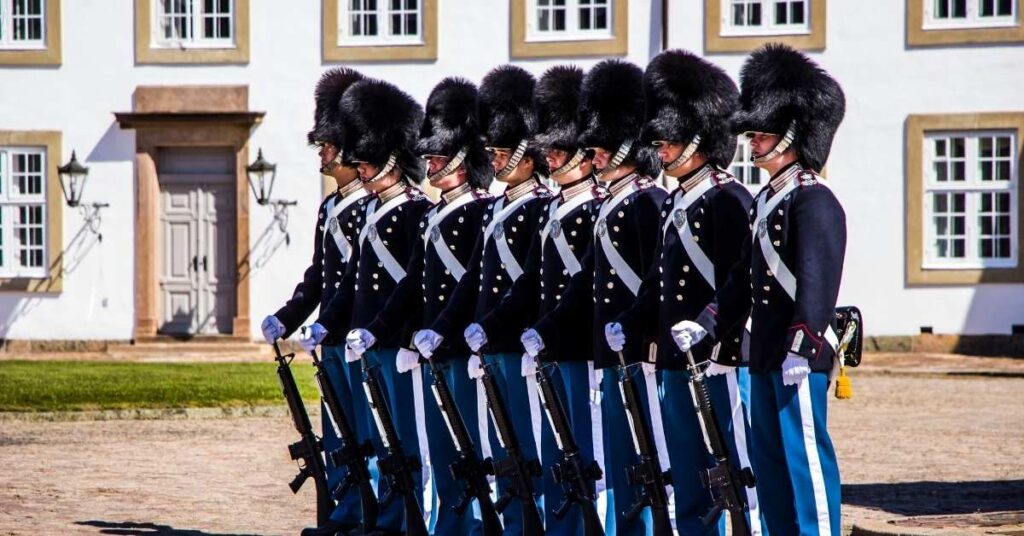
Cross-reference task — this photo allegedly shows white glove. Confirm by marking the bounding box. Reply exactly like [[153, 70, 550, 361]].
[[520, 329, 545, 358], [413, 329, 444, 358], [671, 320, 707, 352], [604, 322, 626, 352], [346, 328, 376, 356], [396, 348, 421, 373], [464, 323, 488, 353], [521, 353, 537, 377], [261, 315, 286, 344], [345, 346, 360, 363], [299, 323, 328, 353], [705, 361, 736, 377], [781, 352, 811, 387], [641, 362, 657, 377], [468, 354, 485, 380]]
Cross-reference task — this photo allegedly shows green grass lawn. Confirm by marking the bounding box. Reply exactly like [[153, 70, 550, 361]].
[[0, 360, 321, 412]]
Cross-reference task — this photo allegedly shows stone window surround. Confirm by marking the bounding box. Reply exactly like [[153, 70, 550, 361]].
[[134, 0, 250, 65], [510, 0, 628, 58], [907, 0, 1024, 46], [0, 0, 61, 66], [703, 0, 826, 53], [322, 0, 438, 62]]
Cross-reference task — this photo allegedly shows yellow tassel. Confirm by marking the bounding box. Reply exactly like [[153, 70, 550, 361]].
[[834, 367, 852, 400]]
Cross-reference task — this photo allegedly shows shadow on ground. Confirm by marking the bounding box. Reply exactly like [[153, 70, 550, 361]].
[[75, 520, 264, 536], [844, 480, 1024, 515]]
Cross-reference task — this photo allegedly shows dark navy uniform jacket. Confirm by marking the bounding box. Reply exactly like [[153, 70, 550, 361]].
[[696, 162, 847, 373], [480, 177, 605, 362], [275, 181, 368, 346], [432, 177, 552, 355], [366, 182, 491, 362], [534, 173, 668, 369], [614, 164, 752, 370], [318, 181, 433, 350]]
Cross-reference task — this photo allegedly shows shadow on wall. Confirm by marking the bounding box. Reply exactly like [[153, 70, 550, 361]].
[[75, 520, 263, 536], [238, 202, 294, 286], [86, 122, 136, 163]]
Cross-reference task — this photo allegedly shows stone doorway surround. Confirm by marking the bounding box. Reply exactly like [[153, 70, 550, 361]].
[[115, 86, 264, 340]]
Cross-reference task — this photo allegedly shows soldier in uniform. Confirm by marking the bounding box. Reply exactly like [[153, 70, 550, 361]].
[[260, 67, 369, 536], [673, 44, 847, 536], [520, 59, 668, 536], [477, 64, 605, 536], [300, 77, 431, 536], [415, 65, 551, 535], [604, 50, 765, 535], [395, 77, 495, 535]]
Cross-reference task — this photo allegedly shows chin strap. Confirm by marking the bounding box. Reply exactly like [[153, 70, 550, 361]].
[[664, 135, 702, 172], [361, 153, 397, 184], [551, 148, 587, 178], [320, 151, 344, 174], [496, 140, 529, 180], [753, 122, 797, 164], [595, 140, 634, 181], [427, 147, 468, 183]]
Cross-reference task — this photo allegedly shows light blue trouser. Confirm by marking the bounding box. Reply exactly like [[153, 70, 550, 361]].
[[601, 366, 658, 536], [540, 361, 601, 536], [484, 352, 543, 535], [362, 347, 426, 533], [423, 356, 484, 536], [748, 371, 840, 536], [659, 368, 768, 535], [319, 345, 372, 526]]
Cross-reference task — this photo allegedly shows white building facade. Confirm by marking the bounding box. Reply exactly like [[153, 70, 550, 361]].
[[0, 0, 1021, 346]]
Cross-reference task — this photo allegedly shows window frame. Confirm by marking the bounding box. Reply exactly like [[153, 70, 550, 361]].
[[923, 0, 1018, 30], [323, 0, 437, 62], [337, 0, 425, 47], [0, 131, 63, 292], [921, 130, 1018, 269], [0, 0, 60, 65], [704, 0, 825, 53], [719, 0, 812, 38], [151, 0, 236, 50], [524, 0, 614, 43], [511, 0, 628, 58], [908, 0, 1024, 46], [906, 113, 1024, 286], [135, 0, 249, 65]]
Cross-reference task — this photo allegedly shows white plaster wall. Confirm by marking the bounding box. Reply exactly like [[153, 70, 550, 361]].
[[666, 0, 1024, 336], [1, 0, 1019, 339]]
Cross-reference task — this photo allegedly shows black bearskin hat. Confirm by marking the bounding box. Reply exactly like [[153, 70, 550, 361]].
[[577, 59, 646, 152], [338, 78, 424, 180], [642, 50, 739, 169], [731, 43, 845, 171], [533, 65, 584, 151], [479, 65, 548, 176], [417, 77, 489, 188], [307, 67, 364, 147]]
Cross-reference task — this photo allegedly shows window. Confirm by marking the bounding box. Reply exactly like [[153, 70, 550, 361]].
[[511, 0, 626, 58], [729, 136, 768, 191], [0, 0, 45, 49], [339, 0, 422, 46], [723, 0, 809, 36], [705, 0, 824, 53], [0, 147, 48, 278], [527, 0, 612, 42], [154, 0, 234, 48], [924, 0, 1016, 29], [923, 132, 1017, 269]]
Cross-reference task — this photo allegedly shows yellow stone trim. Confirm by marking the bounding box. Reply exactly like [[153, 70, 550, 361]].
[[905, 112, 1024, 286], [134, 0, 250, 65], [0, 130, 63, 293], [704, 0, 826, 53], [323, 0, 438, 62], [510, 0, 628, 58], [907, 0, 1024, 46], [0, 0, 61, 66]]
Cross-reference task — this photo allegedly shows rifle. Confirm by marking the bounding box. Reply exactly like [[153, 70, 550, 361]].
[[477, 354, 544, 535], [615, 351, 673, 536], [424, 357, 504, 536], [359, 352, 429, 536], [534, 360, 604, 536], [272, 341, 334, 528], [684, 349, 756, 536], [307, 346, 379, 533]]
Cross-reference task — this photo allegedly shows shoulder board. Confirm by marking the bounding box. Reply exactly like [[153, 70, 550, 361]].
[[635, 176, 656, 189], [407, 187, 429, 201], [473, 189, 494, 200], [535, 184, 554, 197], [798, 171, 819, 187], [593, 185, 610, 199], [712, 170, 735, 187]]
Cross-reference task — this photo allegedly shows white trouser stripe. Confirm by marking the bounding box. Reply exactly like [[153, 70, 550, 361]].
[[725, 370, 762, 536], [797, 379, 832, 536], [476, 377, 493, 461], [410, 366, 430, 487], [525, 371, 544, 463], [588, 362, 607, 494], [643, 372, 671, 472]]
